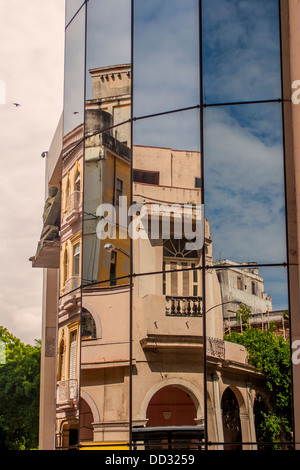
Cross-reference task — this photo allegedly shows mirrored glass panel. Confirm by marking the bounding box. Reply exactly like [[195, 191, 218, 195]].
[[65, 0, 86, 26], [82, 121, 131, 288], [57, 0, 294, 452], [202, 0, 282, 104], [203, 102, 286, 265], [205, 265, 292, 450], [56, 142, 84, 449], [132, 109, 202, 277], [133, 0, 200, 117], [80, 0, 132, 450], [131, 270, 205, 450], [56, 4, 87, 448], [132, 111, 204, 446], [85, 0, 131, 102], [63, 5, 86, 136]]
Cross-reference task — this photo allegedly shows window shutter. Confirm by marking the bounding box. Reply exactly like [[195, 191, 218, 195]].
[[69, 331, 77, 380], [170, 262, 178, 295], [182, 263, 189, 296]]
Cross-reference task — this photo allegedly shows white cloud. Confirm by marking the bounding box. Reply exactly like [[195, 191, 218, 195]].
[[0, 0, 65, 344], [204, 106, 286, 265], [133, 0, 200, 116], [202, 0, 281, 103]]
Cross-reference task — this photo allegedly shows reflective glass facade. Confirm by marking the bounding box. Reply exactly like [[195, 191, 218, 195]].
[[53, 0, 296, 450]]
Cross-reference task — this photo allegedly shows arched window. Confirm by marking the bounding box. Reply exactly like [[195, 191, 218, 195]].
[[81, 309, 97, 339], [65, 177, 71, 210], [64, 248, 69, 284], [58, 338, 65, 381], [73, 242, 80, 277], [163, 238, 200, 297], [74, 171, 81, 192]]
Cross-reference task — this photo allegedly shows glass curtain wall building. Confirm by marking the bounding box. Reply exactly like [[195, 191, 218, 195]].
[[33, 0, 300, 451]]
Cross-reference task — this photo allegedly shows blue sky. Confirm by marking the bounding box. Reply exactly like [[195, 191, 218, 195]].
[[202, 0, 281, 104]]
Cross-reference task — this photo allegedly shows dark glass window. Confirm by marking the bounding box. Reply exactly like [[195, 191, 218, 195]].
[[133, 169, 160, 185]]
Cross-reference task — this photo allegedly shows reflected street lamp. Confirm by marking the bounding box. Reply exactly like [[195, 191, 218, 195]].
[[104, 243, 130, 258]]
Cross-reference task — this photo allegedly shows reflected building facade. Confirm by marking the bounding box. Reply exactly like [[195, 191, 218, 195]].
[[31, 0, 300, 451]]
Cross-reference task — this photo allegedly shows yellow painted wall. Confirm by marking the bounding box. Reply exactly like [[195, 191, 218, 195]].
[[98, 149, 131, 286]]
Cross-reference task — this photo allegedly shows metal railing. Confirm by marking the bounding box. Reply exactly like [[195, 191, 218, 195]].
[[206, 337, 225, 358]]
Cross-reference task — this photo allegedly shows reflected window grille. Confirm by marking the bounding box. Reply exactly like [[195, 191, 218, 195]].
[[206, 337, 225, 358]]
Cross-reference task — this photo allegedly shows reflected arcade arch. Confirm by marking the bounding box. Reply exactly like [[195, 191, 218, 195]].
[[146, 385, 197, 427], [221, 387, 242, 450], [80, 398, 94, 443]]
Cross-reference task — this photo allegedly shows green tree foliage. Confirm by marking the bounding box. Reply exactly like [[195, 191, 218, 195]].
[[224, 323, 292, 448], [235, 303, 251, 328], [0, 327, 41, 450]]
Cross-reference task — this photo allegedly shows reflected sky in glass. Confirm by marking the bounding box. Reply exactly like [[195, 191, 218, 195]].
[[86, 0, 131, 100], [133, 0, 200, 117], [64, 6, 86, 136], [202, 0, 281, 104], [257, 266, 289, 312], [134, 108, 201, 152], [204, 102, 286, 265], [65, 0, 85, 26]]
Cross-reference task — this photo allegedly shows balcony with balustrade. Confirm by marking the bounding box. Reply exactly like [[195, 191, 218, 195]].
[[165, 296, 202, 317], [56, 379, 79, 409], [65, 190, 82, 225]]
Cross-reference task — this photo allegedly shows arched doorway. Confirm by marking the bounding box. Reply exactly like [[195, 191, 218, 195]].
[[59, 419, 79, 449], [80, 399, 94, 442], [146, 385, 197, 427], [221, 387, 242, 450]]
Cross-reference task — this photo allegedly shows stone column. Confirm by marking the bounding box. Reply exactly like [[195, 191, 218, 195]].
[[246, 382, 257, 450], [281, 0, 300, 450], [39, 268, 58, 450], [239, 412, 252, 450], [212, 372, 224, 449]]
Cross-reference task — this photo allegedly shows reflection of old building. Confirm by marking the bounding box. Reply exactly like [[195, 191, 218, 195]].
[[32, 0, 300, 451], [214, 259, 289, 338], [83, 63, 273, 449], [55, 122, 84, 448], [215, 259, 273, 320], [31, 63, 271, 450]]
